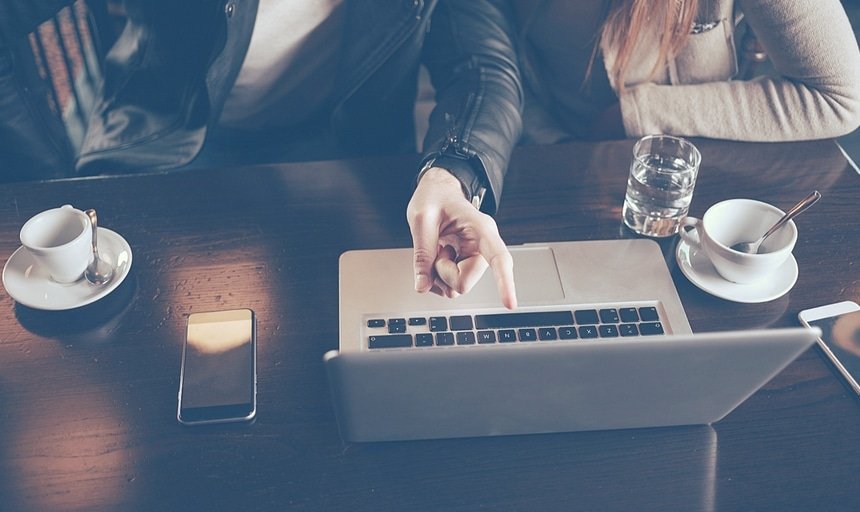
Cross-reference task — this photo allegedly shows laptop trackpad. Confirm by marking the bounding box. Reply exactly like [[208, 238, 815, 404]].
[[464, 247, 564, 305]]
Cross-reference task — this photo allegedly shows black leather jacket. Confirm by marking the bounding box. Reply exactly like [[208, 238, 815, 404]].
[[76, 0, 522, 213]]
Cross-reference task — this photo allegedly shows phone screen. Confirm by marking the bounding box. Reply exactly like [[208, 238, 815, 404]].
[[178, 309, 256, 424], [807, 310, 860, 394]]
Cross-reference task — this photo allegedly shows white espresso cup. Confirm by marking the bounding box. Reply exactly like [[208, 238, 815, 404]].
[[19, 205, 92, 284], [679, 199, 797, 284]]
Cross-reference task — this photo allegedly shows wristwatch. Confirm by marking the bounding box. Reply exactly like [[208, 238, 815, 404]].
[[418, 154, 487, 210]]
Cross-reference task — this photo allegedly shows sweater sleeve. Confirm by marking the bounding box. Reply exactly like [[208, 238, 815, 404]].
[[619, 0, 860, 141]]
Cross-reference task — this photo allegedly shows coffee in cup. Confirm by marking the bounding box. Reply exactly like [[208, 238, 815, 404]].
[[19, 205, 92, 284], [679, 199, 797, 284]]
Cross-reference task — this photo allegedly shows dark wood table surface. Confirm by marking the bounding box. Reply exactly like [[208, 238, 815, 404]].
[[0, 139, 858, 511]]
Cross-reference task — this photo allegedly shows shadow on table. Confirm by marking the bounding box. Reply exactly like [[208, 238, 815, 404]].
[[14, 270, 139, 346], [326, 424, 718, 512]]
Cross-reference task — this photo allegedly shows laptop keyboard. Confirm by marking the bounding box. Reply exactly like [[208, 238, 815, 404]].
[[364, 305, 665, 349]]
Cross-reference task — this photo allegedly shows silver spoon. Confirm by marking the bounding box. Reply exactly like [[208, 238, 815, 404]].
[[730, 191, 821, 254], [84, 209, 114, 285]]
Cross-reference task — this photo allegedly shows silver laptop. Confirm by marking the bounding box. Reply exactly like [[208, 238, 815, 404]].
[[325, 239, 818, 441]]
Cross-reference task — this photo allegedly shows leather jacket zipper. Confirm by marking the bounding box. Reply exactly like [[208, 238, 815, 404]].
[[441, 91, 477, 158]]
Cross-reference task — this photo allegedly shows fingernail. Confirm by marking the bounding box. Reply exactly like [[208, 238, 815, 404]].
[[415, 274, 430, 292]]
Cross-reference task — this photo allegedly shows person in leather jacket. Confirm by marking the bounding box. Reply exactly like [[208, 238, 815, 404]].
[[74, 0, 523, 308]]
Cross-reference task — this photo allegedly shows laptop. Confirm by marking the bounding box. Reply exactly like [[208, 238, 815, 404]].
[[324, 239, 818, 442]]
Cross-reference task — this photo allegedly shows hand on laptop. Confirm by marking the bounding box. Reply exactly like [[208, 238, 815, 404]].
[[407, 167, 518, 309]]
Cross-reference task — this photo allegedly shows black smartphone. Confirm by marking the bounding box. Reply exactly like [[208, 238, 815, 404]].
[[177, 309, 257, 425], [798, 301, 860, 395]]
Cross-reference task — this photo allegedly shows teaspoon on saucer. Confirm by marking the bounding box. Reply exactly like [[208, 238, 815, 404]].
[[84, 209, 114, 286]]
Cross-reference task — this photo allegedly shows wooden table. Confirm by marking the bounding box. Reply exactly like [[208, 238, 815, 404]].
[[1, 139, 858, 511]]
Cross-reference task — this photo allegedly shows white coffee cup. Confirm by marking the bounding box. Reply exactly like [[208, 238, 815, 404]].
[[679, 199, 797, 284], [19, 205, 92, 284]]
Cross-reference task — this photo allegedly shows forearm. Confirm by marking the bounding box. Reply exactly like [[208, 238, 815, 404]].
[[621, 0, 860, 141], [620, 76, 860, 142]]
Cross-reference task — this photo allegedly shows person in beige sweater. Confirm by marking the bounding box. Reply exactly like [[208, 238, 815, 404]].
[[513, 0, 860, 143]]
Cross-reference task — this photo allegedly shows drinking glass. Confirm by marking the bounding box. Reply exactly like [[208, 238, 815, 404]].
[[622, 135, 701, 237]]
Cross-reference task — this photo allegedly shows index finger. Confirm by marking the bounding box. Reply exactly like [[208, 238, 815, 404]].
[[478, 226, 517, 310]]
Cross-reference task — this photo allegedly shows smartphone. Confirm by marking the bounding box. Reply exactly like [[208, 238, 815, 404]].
[[798, 301, 860, 395], [178, 309, 257, 425]]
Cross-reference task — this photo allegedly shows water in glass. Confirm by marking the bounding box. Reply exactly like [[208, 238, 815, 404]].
[[622, 153, 697, 237]]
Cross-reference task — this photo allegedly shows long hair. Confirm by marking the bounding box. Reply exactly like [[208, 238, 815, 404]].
[[599, 0, 699, 89]]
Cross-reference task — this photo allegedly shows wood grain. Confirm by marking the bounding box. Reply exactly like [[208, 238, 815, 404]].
[[0, 139, 857, 511]]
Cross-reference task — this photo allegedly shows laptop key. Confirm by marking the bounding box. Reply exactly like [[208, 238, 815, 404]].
[[639, 307, 660, 322], [388, 323, 407, 334], [477, 331, 497, 344], [450, 315, 474, 331], [574, 309, 599, 325], [415, 333, 434, 347], [518, 328, 537, 341], [435, 332, 455, 345], [599, 325, 619, 338], [578, 325, 599, 338], [429, 317, 448, 332], [456, 331, 476, 345], [538, 327, 557, 340], [498, 329, 517, 343], [558, 326, 577, 339], [619, 323, 639, 337], [599, 309, 619, 323], [367, 319, 385, 328], [408, 317, 427, 326], [475, 311, 574, 329], [619, 308, 639, 322], [369, 334, 412, 349], [639, 322, 664, 335]]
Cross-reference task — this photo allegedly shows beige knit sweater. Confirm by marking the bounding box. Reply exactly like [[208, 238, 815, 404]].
[[519, 0, 860, 142]]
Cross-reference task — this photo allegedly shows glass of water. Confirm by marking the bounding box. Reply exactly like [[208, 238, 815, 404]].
[[622, 134, 701, 237]]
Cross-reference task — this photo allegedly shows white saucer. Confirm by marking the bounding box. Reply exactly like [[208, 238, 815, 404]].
[[675, 239, 797, 304], [2, 228, 133, 311]]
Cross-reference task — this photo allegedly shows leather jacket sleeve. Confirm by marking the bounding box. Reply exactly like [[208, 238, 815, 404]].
[[420, 0, 523, 215]]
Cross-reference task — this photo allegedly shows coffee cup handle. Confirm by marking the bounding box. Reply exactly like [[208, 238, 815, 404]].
[[679, 216, 703, 248]]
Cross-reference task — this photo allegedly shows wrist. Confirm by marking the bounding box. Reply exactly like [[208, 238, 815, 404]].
[[417, 156, 487, 210], [417, 167, 470, 199]]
